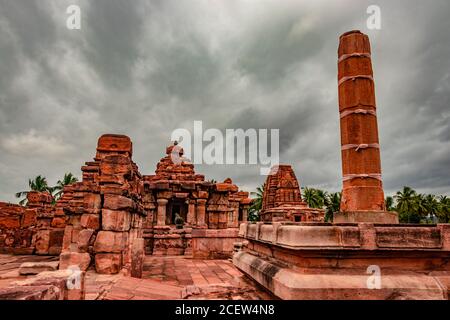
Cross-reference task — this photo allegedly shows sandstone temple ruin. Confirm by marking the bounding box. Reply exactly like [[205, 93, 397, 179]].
[[1, 134, 252, 276], [1, 31, 449, 300]]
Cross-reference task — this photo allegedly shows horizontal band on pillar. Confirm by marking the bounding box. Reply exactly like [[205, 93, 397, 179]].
[[338, 52, 371, 63], [341, 143, 380, 152], [338, 75, 373, 86], [343, 173, 382, 182], [340, 108, 376, 119]]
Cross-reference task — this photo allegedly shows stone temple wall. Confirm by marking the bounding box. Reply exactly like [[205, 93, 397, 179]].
[[59, 134, 146, 276], [0, 134, 252, 275], [0, 192, 66, 256]]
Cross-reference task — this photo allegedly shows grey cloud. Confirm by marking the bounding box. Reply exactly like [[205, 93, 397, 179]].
[[0, 0, 449, 203]]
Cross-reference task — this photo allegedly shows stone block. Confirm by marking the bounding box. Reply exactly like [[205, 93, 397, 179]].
[[0, 216, 20, 229], [77, 229, 95, 252], [51, 217, 66, 228], [333, 211, 399, 224], [83, 193, 101, 214], [19, 261, 59, 275], [21, 209, 37, 227], [94, 231, 128, 253], [59, 252, 91, 271], [0, 285, 62, 300], [35, 230, 50, 255], [95, 253, 122, 274], [14, 269, 86, 300], [61, 225, 73, 251], [131, 238, 145, 278], [80, 214, 100, 230], [102, 209, 131, 231], [103, 194, 133, 210]]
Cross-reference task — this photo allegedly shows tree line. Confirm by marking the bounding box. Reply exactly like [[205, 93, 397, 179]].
[[248, 184, 450, 223], [15, 173, 78, 206]]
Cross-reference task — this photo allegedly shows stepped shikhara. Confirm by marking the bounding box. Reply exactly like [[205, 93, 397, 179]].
[[260, 165, 324, 222]]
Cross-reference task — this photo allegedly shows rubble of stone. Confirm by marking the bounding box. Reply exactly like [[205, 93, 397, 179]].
[[0, 191, 65, 256]]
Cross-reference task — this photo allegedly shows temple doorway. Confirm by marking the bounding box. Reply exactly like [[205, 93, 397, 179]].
[[167, 199, 188, 225]]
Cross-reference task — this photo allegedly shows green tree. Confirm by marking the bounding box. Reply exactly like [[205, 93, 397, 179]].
[[248, 183, 265, 221], [315, 189, 329, 208], [325, 192, 341, 222], [52, 173, 79, 201], [302, 187, 322, 209], [385, 196, 395, 211], [15, 175, 52, 206], [437, 196, 450, 223], [421, 194, 439, 223], [395, 186, 421, 223]]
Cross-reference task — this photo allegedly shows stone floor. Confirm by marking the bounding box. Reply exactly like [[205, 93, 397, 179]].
[[0, 254, 59, 288], [0, 255, 274, 300]]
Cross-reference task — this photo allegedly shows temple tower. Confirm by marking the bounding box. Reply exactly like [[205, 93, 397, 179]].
[[335, 30, 398, 223]]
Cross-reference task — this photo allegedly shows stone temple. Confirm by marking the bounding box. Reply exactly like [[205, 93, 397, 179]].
[[0, 31, 449, 300], [259, 165, 324, 222]]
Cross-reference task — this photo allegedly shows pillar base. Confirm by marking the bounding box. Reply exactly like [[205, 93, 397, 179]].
[[333, 211, 399, 224]]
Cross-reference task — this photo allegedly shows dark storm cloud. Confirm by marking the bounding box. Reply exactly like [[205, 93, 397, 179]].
[[0, 0, 449, 203]]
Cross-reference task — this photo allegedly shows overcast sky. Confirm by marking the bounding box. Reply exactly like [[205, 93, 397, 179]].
[[0, 0, 449, 203]]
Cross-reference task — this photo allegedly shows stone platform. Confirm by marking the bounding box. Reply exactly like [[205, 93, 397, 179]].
[[233, 222, 450, 300], [0, 254, 274, 300]]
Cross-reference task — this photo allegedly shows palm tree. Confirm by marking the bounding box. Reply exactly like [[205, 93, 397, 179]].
[[422, 194, 439, 223], [395, 186, 420, 223], [248, 183, 265, 221], [315, 189, 329, 208], [15, 175, 52, 206], [385, 196, 395, 211], [302, 187, 322, 209], [52, 173, 78, 201], [437, 196, 450, 223], [325, 192, 341, 222]]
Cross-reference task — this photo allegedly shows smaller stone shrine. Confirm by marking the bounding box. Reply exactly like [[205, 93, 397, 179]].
[[260, 165, 324, 222], [142, 141, 252, 259]]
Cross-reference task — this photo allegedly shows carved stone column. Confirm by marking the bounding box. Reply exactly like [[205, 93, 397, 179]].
[[156, 199, 168, 226], [196, 199, 207, 228], [187, 200, 196, 226], [241, 206, 249, 222]]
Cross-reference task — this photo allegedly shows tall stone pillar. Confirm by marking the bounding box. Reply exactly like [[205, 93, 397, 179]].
[[156, 199, 168, 226], [335, 30, 398, 224], [196, 199, 207, 228]]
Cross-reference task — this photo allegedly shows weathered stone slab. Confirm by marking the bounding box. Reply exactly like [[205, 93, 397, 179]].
[[0, 285, 62, 300], [59, 252, 91, 271], [103, 195, 133, 210], [19, 261, 59, 275]]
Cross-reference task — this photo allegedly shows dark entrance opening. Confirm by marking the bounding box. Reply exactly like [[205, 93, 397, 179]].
[[167, 199, 188, 225]]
